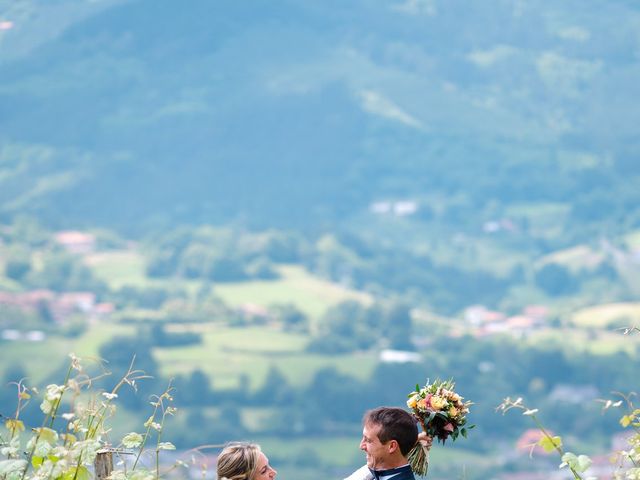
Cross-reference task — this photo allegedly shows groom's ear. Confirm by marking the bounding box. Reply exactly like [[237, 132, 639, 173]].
[[387, 439, 399, 454]]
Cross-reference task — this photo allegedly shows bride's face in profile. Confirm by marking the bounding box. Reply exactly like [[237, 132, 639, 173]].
[[253, 452, 277, 480]]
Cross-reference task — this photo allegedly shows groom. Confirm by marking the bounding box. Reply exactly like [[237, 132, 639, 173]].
[[345, 406, 425, 480]]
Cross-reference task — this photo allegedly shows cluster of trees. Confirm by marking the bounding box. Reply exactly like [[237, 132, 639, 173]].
[[144, 227, 304, 281], [2, 249, 107, 293], [308, 300, 413, 353]]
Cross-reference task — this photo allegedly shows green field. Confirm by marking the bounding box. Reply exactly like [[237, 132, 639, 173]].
[[0, 319, 377, 392], [215, 264, 372, 319], [0, 339, 74, 383], [84, 251, 151, 288], [571, 302, 640, 329], [0, 322, 135, 383], [0, 323, 377, 389], [505, 202, 571, 239], [86, 251, 371, 319], [527, 326, 637, 355], [537, 244, 603, 272], [154, 325, 378, 390]]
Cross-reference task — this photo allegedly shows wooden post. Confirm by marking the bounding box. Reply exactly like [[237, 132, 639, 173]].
[[95, 449, 114, 480]]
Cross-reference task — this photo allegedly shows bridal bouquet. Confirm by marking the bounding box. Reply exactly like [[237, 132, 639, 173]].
[[406, 378, 473, 476]]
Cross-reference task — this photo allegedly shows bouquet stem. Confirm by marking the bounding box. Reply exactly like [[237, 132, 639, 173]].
[[408, 420, 430, 477]]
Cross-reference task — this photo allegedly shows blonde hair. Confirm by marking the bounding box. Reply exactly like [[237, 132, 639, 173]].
[[217, 442, 262, 480]]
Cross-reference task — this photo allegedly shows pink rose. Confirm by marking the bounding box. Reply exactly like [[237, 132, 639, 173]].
[[425, 394, 433, 408], [444, 423, 455, 433]]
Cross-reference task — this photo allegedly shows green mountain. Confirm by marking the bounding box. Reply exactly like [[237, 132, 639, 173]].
[[1, 0, 639, 235]]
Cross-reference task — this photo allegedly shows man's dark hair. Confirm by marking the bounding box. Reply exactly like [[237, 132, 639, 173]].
[[363, 406, 418, 456]]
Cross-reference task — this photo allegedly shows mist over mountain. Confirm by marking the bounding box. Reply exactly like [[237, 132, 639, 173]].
[[1, 0, 639, 234]]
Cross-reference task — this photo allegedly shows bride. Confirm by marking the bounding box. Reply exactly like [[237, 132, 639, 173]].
[[217, 442, 277, 480]]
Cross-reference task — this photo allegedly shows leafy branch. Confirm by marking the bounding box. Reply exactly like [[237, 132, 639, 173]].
[[497, 397, 594, 480]]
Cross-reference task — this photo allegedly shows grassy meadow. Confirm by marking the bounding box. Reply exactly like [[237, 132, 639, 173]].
[[85, 251, 372, 320], [571, 302, 640, 329], [154, 325, 378, 390]]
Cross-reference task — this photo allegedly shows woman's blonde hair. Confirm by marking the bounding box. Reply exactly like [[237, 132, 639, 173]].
[[217, 442, 262, 480]]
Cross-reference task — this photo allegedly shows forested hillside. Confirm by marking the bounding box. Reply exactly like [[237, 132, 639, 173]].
[[1, 0, 639, 234]]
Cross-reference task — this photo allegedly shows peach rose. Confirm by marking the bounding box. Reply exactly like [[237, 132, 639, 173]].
[[430, 395, 447, 411]]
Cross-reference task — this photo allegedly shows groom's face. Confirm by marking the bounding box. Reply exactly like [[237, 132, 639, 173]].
[[360, 422, 389, 469]]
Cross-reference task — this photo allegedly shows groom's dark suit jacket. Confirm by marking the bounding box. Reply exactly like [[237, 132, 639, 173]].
[[367, 464, 416, 480]]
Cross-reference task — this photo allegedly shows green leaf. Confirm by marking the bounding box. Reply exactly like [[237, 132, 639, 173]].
[[35, 427, 58, 445], [31, 456, 44, 468], [560, 452, 592, 473], [122, 432, 144, 449], [538, 435, 562, 453], [62, 466, 90, 480], [461, 428, 467, 438], [575, 455, 592, 472]]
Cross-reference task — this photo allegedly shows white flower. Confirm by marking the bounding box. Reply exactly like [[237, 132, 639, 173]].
[[69, 353, 83, 371]]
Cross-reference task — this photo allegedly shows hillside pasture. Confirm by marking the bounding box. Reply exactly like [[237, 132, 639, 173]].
[[537, 245, 603, 272], [85, 251, 372, 319], [0, 338, 73, 384], [214, 265, 372, 319], [0, 322, 134, 384], [154, 324, 378, 390], [571, 302, 640, 330], [527, 327, 636, 355]]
